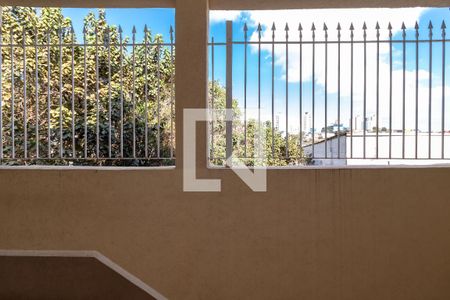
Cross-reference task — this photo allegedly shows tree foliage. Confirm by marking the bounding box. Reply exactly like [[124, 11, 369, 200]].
[[209, 81, 308, 166], [0, 7, 307, 167], [0, 7, 174, 165]]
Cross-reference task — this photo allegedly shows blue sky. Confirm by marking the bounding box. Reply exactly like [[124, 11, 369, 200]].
[[209, 8, 450, 133], [62, 8, 175, 42], [61, 7, 450, 133]]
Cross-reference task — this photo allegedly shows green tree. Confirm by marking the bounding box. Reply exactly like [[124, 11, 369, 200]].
[[209, 81, 308, 167], [1, 7, 306, 167], [0, 7, 174, 166]]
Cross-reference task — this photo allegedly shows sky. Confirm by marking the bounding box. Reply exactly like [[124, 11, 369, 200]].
[[61, 7, 450, 133], [209, 8, 450, 134], [62, 8, 175, 42]]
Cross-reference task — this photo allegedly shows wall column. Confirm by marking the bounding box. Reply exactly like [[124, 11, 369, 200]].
[[175, 0, 209, 174]]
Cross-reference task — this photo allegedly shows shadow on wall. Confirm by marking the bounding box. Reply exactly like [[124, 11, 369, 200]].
[[0, 252, 161, 300]]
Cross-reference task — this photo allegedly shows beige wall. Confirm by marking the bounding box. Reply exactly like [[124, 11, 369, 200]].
[[209, 0, 450, 9], [1, 0, 449, 8], [0, 255, 156, 299], [1, 168, 450, 299], [1, 0, 450, 299]]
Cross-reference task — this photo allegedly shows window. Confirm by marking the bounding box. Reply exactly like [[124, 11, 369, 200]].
[[0, 7, 175, 166], [209, 8, 450, 167]]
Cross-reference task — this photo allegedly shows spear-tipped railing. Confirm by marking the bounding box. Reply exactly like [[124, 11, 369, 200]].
[[0, 23, 175, 166], [209, 20, 450, 165]]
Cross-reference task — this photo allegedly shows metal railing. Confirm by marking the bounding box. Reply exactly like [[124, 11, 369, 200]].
[[209, 20, 450, 166], [0, 15, 175, 166]]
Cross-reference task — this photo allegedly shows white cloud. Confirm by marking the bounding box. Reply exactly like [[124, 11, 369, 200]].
[[246, 8, 427, 84], [209, 10, 245, 23], [236, 8, 450, 130]]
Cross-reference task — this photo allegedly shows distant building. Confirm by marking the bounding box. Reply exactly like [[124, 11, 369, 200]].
[[325, 122, 345, 133], [350, 115, 376, 132], [352, 115, 363, 131], [303, 133, 347, 166], [367, 114, 377, 131], [304, 132, 450, 166], [303, 112, 312, 134]]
